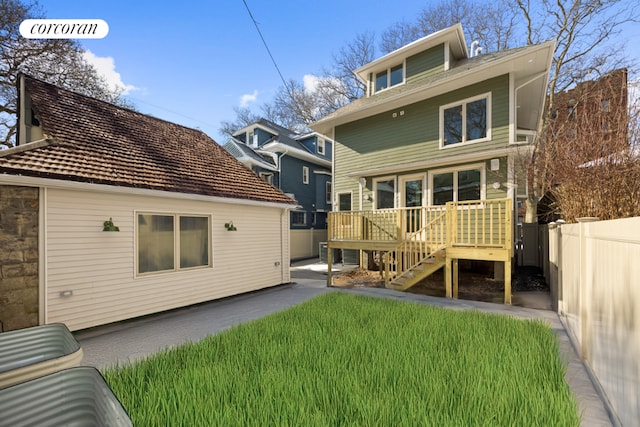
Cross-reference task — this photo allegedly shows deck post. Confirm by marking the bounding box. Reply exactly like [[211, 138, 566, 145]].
[[445, 257, 452, 298], [504, 259, 511, 304], [453, 259, 459, 299], [327, 243, 333, 287]]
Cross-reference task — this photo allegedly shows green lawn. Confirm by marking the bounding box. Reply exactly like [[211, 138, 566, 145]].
[[103, 293, 580, 426]]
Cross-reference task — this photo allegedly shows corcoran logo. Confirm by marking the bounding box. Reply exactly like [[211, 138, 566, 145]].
[[20, 19, 109, 39]]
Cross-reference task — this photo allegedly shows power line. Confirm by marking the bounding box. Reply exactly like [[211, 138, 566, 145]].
[[241, 0, 291, 92]]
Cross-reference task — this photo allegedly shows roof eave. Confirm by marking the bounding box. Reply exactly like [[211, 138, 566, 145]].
[[354, 23, 467, 81], [311, 40, 556, 135], [261, 142, 332, 167]]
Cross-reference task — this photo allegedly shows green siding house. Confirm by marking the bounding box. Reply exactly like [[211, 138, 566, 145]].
[[310, 24, 555, 302]]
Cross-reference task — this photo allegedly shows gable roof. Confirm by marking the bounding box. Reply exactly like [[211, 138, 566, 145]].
[[0, 75, 295, 205], [223, 137, 277, 171], [311, 40, 555, 135], [354, 23, 468, 82], [230, 117, 331, 167]]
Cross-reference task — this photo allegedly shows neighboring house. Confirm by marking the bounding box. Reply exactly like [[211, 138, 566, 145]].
[[536, 68, 630, 222], [224, 118, 332, 259], [546, 68, 628, 150], [311, 24, 555, 303], [0, 75, 296, 332]]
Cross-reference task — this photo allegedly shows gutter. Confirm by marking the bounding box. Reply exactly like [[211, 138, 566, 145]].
[[0, 174, 296, 210]]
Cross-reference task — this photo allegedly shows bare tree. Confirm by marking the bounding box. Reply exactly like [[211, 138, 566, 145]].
[[516, 0, 639, 222], [221, 32, 376, 135], [380, 0, 520, 54], [219, 106, 262, 137], [0, 0, 132, 148], [542, 69, 640, 221], [323, 31, 376, 102]]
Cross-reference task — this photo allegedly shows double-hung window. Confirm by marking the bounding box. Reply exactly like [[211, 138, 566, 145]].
[[375, 63, 404, 93], [440, 93, 491, 147], [317, 138, 325, 155], [137, 213, 211, 275], [302, 166, 309, 184]]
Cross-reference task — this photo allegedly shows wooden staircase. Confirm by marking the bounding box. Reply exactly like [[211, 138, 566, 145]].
[[327, 198, 514, 303], [389, 248, 446, 291]]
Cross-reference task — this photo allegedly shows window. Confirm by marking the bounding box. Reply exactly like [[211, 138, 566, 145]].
[[440, 93, 491, 147], [317, 138, 325, 155], [338, 193, 352, 211], [302, 166, 309, 184], [374, 177, 395, 209], [137, 213, 210, 275], [430, 165, 484, 205], [292, 211, 306, 226], [326, 181, 332, 204], [374, 63, 404, 92]]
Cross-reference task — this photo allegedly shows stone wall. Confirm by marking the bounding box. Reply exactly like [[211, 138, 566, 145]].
[[0, 185, 39, 331]]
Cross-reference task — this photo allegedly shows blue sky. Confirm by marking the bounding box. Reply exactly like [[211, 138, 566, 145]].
[[41, 1, 639, 143]]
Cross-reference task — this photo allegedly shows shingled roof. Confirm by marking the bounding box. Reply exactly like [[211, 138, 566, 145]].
[[0, 75, 295, 205]]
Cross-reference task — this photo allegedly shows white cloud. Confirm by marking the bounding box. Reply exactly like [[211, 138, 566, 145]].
[[82, 50, 137, 95], [240, 90, 259, 107], [303, 74, 321, 93], [303, 74, 344, 94]]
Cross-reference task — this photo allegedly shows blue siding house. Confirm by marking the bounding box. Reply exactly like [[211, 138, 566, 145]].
[[224, 118, 332, 259]]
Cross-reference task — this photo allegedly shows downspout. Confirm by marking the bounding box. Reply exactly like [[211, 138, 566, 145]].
[[276, 148, 289, 189], [280, 208, 285, 283], [39, 187, 47, 325], [277, 148, 289, 283]]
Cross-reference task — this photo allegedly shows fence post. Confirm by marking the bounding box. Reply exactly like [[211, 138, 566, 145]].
[[546, 220, 564, 313], [577, 216, 598, 362]]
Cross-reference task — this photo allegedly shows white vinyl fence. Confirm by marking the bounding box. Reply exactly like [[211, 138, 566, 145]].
[[549, 217, 640, 426]]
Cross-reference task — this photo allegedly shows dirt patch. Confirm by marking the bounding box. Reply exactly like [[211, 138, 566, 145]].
[[332, 265, 549, 304], [332, 268, 385, 288]]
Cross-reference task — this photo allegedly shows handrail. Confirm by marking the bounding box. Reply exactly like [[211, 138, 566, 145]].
[[328, 198, 513, 284], [385, 211, 448, 286]]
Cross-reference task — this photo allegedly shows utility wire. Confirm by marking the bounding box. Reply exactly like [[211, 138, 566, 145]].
[[241, 0, 293, 95]]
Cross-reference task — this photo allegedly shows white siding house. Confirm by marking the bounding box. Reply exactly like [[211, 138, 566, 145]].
[[0, 75, 295, 332]]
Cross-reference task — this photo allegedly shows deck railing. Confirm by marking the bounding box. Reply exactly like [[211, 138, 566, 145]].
[[447, 199, 512, 249], [328, 198, 512, 280], [329, 206, 448, 242]]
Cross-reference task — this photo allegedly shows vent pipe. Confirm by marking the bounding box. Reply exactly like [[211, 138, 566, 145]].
[[469, 40, 482, 57]]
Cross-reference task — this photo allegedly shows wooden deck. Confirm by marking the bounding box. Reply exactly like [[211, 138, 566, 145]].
[[326, 199, 513, 303]]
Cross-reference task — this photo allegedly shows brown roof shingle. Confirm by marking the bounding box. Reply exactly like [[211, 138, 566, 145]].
[[0, 75, 295, 205]]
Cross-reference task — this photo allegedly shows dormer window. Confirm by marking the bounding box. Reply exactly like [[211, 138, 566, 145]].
[[317, 138, 325, 155], [248, 131, 258, 147], [375, 63, 404, 92]]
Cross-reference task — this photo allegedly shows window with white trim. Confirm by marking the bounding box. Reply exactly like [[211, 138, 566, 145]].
[[373, 176, 396, 209], [375, 63, 404, 92], [317, 138, 325, 155], [137, 213, 210, 275], [429, 165, 485, 205], [326, 181, 332, 204], [338, 192, 352, 211], [440, 93, 491, 147], [302, 166, 309, 184], [292, 211, 306, 226]]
